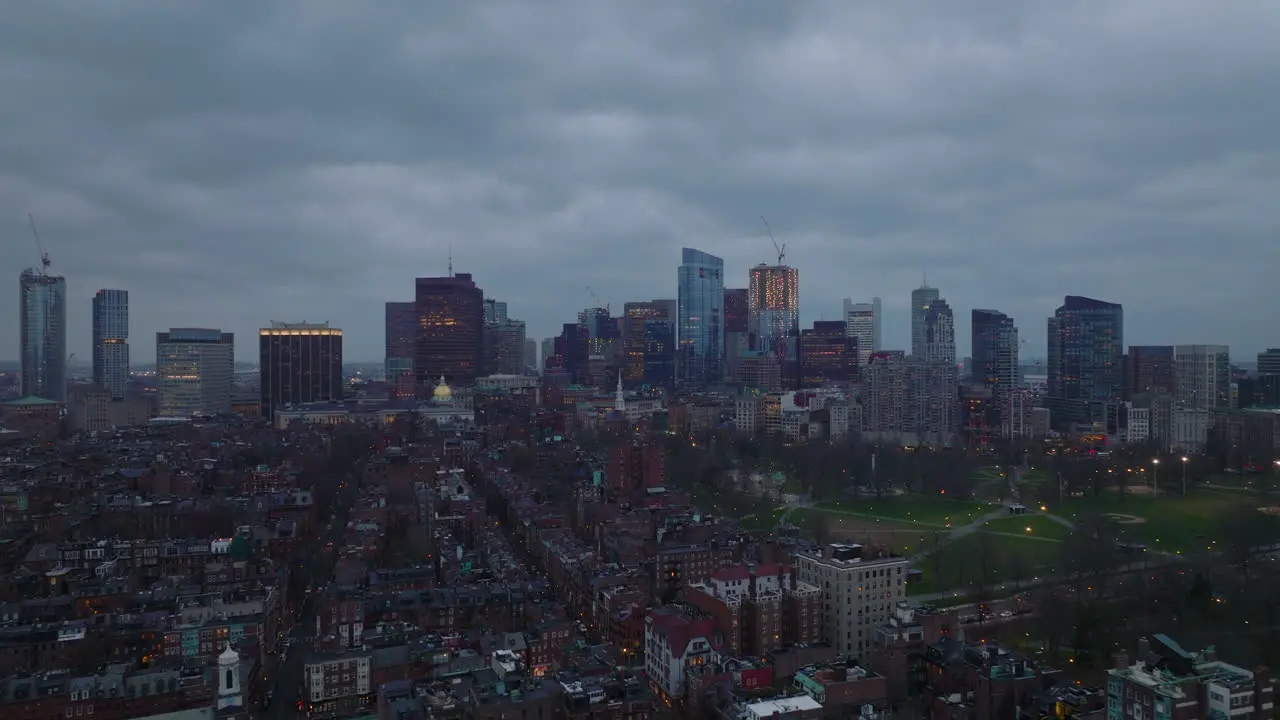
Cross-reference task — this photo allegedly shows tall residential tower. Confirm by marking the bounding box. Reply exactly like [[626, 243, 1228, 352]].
[[748, 264, 799, 359], [19, 268, 67, 401], [92, 289, 129, 400], [677, 248, 725, 389], [910, 283, 940, 358]]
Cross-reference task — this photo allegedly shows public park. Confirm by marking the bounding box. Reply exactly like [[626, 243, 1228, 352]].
[[738, 460, 1274, 598]]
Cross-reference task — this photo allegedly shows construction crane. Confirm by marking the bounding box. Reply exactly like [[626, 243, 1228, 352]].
[[761, 215, 786, 266], [585, 286, 609, 315], [28, 213, 51, 274]]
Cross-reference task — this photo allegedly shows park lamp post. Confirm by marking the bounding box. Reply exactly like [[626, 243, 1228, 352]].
[[1181, 456, 1189, 496], [1152, 458, 1160, 496]]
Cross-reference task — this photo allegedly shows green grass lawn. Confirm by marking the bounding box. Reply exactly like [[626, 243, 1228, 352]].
[[984, 513, 1073, 541], [816, 496, 989, 527], [1055, 489, 1249, 554], [909, 531, 1063, 596]]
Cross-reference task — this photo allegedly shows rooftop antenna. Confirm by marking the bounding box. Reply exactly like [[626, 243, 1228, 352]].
[[761, 215, 786, 265], [28, 213, 51, 274]]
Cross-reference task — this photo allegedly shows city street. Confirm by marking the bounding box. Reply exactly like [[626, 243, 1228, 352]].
[[266, 462, 363, 720]]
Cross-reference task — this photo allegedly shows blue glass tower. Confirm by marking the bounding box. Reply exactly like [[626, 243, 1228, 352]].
[[92, 289, 130, 400], [677, 248, 724, 389]]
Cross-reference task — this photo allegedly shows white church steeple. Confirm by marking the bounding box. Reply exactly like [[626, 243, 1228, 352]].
[[216, 642, 243, 713], [615, 374, 626, 414]]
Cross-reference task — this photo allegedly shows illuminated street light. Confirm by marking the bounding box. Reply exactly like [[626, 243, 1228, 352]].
[[1181, 456, 1189, 497], [1152, 458, 1160, 496]]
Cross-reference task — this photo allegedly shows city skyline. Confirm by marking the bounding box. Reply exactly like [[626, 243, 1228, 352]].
[[2, 3, 1279, 363]]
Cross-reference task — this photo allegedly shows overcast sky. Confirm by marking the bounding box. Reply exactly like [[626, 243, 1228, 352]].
[[3, 1, 1279, 365]]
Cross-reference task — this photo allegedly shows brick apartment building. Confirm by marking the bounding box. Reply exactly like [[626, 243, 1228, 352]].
[[682, 563, 821, 657]]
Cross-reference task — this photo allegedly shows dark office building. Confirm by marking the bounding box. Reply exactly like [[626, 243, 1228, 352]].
[[724, 288, 748, 333], [1047, 296, 1123, 429], [259, 321, 344, 419], [1124, 345, 1175, 400], [556, 323, 590, 385], [642, 319, 676, 388], [798, 320, 857, 388], [971, 309, 1018, 396], [622, 300, 673, 384], [414, 273, 485, 392], [385, 301, 416, 397]]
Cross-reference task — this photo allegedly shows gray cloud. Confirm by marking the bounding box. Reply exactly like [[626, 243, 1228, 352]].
[[2, 0, 1279, 365]]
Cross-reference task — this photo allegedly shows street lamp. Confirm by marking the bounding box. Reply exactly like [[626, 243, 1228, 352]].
[[1181, 456, 1189, 497], [1152, 458, 1160, 497]]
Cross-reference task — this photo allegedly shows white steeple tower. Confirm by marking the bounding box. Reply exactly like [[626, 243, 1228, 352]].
[[615, 374, 626, 414], [216, 642, 243, 712]]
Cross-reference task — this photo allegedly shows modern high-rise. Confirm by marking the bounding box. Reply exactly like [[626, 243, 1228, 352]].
[[540, 337, 556, 370], [483, 298, 508, 324], [723, 288, 749, 379], [1046, 296, 1124, 428], [841, 298, 881, 368], [677, 248, 724, 389], [1173, 345, 1231, 410], [1259, 349, 1280, 376], [1124, 346, 1175, 399], [384, 301, 416, 396], [92, 289, 129, 400], [623, 300, 674, 383], [748, 264, 799, 359], [19, 268, 67, 401], [910, 283, 941, 358], [579, 307, 619, 357], [523, 338, 538, 373], [484, 317, 527, 375], [921, 299, 956, 365], [414, 273, 485, 391], [259, 322, 344, 419], [156, 328, 234, 417], [798, 321, 856, 388], [971, 309, 1018, 396]]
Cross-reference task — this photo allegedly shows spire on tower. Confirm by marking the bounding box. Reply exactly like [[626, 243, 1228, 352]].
[[615, 374, 626, 414], [448, 244, 453, 277]]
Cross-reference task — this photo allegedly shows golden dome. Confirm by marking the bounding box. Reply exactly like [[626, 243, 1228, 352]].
[[432, 376, 453, 402]]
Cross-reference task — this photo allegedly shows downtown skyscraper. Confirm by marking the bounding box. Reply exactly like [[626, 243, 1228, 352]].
[[19, 267, 67, 401], [1047, 295, 1124, 428], [971, 309, 1018, 396], [414, 272, 485, 391], [841, 297, 881, 369], [910, 283, 940, 358], [677, 248, 724, 389], [156, 328, 234, 416], [92, 289, 129, 400], [384, 301, 416, 397], [259, 321, 344, 420], [748, 263, 799, 359]]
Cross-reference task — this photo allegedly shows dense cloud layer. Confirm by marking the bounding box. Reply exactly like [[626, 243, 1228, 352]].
[[2, 0, 1278, 363]]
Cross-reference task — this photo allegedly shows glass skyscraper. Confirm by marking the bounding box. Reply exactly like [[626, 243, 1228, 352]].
[[1047, 295, 1123, 428], [677, 248, 724, 389], [92, 289, 130, 400], [971, 309, 1018, 396], [19, 268, 67, 401]]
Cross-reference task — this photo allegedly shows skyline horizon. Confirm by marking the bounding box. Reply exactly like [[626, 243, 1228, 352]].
[[6, 257, 1272, 367]]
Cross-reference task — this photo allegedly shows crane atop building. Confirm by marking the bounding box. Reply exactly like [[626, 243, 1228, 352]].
[[761, 215, 786, 266], [28, 213, 51, 274], [585, 286, 609, 315]]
